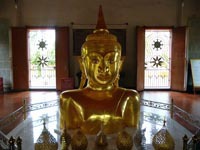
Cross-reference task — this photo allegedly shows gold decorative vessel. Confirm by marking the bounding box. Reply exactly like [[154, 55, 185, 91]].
[[71, 129, 88, 150], [34, 122, 58, 150], [95, 128, 108, 148], [152, 120, 175, 150], [116, 130, 133, 150], [60, 128, 71, 150]]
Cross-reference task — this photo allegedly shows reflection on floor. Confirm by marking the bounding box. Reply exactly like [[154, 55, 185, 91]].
[[7, 107, 59, 150], [0, 90, 200, 149], [7, 105, 192, 150]]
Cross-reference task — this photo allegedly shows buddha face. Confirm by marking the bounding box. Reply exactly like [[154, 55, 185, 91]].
[[82, 49, 121, 88]]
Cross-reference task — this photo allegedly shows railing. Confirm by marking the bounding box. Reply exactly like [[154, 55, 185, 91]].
[[144, 68, 170, 89], [24, 99, 59, 112], [141, 98, 172, 111], [0, 99, 59, 131], [0, 107, 24, 130], [173, 105, 200, 131], [0, 131, 9, 149], [29, 67, 56, 89]]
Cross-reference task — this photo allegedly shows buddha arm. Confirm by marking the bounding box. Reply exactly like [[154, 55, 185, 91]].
[[60, 96, 84, 130], [81, 114, 125, 134], [121, 90, 140, 128]]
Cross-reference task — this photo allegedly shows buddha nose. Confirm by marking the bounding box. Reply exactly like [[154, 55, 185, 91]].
[[98, 61, 108, 73]]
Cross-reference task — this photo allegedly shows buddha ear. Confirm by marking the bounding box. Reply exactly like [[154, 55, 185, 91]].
[[77, 56, 87, 89], [119, 56, 125, 72], [77, 56, 84, 71], [114, 57, 125, 87]]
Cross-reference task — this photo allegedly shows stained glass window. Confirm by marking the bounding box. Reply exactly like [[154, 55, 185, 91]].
[[144, 30, 171, 89], [28, 29, 56, 89]]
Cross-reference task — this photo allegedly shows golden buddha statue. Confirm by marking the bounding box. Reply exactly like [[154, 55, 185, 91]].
[[60, 5, 140, 135]]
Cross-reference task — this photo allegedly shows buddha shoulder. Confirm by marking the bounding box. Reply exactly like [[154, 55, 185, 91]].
[[60, 89, 84, 103], [121, 88, 140, 101]]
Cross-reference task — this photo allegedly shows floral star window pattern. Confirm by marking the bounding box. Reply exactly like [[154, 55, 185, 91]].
[[37, 56, 48, 67], [152, 39, 163, 50], [38, 39, 47, 50], [150, 56, 164, 67]]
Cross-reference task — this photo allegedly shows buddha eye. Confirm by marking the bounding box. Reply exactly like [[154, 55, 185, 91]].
[[108, 59, 115, 64], [91, 58, 99, 64], [110, 60, 115, 64]]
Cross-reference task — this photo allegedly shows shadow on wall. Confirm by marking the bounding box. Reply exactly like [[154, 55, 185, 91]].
[[0, 19, 12, 92]]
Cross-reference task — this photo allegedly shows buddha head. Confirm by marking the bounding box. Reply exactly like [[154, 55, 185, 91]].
[[80, 6, 123, 90]]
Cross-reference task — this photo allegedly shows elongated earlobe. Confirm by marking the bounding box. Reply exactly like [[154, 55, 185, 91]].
[[119, 56, 125, 72], [78, 57, 87, 89], [114, 57, 125, 87]]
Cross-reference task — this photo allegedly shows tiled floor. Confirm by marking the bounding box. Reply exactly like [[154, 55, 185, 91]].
[[0, 90, 200, 149]]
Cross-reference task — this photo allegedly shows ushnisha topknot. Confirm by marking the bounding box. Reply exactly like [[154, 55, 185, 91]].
[[81, 5, 121, 57]]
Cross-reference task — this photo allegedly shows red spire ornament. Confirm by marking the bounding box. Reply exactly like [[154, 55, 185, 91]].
[[96, 5, 107, 30]]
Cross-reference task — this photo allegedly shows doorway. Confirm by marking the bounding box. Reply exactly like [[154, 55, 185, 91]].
[[28, 29, 56, 89], [144, 29, 172, 89]]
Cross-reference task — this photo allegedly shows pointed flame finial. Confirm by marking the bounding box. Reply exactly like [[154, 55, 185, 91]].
[[96, 5, 107, 29]]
